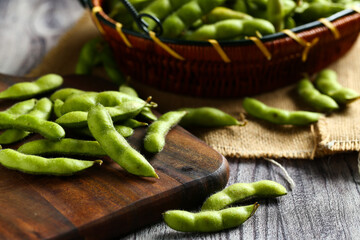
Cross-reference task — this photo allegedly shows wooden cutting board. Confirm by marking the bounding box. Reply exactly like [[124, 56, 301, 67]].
[[0, 74, 229, 240]]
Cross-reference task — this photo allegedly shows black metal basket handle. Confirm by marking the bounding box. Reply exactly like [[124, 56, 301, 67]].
[[120, 0, 163, 36]]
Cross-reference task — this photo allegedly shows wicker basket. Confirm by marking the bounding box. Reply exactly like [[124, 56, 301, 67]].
[[84, 0, 360, 98]]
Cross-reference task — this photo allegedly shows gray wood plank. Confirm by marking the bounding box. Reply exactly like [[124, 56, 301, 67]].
[[1, 1, 359, 240]]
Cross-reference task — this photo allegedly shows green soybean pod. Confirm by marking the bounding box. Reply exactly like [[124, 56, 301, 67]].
[[60, 91, 144, 114], [178, 107, 241, 127], [54, 99, 64, 118], [50, 88, 85, 102], [137, 0, 191, 31], [0, 149, 102, 176], [202, 6, 253, 24], [119, 84, 138, 98], [88, 104, 158, 178], [0, 74, 63, 100], [144, 111, 187, 153], [0, 113, 65, 140], [0, 98, 53, 144], [267, 0, 283, 31], [75, 38, 103, 75], [315, 69, 360, 104], [297, 2, 345, 23], [201, 180, 287, 211], [56, 101, 146, 128], [0, 99, 37, 144], [101, 44, 126, 85], [162, 0, 226, 39], [2, 99, 37, 115], [18, 138, 106, 157], [121, 119, 148, 128], [74, 125, 134, 139], [297, 78, 339, 112], [186, 19, 275, 41], [163, 203, 259, 232], [243, 97, 321, 125], [139, 107, 158, 122]]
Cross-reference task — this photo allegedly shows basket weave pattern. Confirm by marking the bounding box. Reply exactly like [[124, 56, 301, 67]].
[[93, 0, 360, 97]]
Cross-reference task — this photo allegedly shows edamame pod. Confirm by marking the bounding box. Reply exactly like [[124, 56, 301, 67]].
[[162, 0, 226, 38], [0, 99, 37, 144], [0, 113, 65, 140], [0, 98, 56, 143], [178, 107, 241, 127], [54, 99, 64, 118], [137, 0, 191, 31], [0, 149, 102, 175], [18, 138, 106, 157], [201, 180, 287, 211], [88, 104, 158, 178], [50, 88, 85, 102], [163, 203, 259, 232], [2, 99, 37, 115], [60, 91, 144, 114], [56, 101, 146, 128], [74, 125, 134, 138], [75, 38, 103, 75], [314, 69, 360, 104], [243, 97, 321, 125], [119, 84, 138, 98], [297, 78, 339, 112], [144, 111, 187, 153], [186, 18, 275, 41], [0, 74, 63, 100], [202, 6, 253, 24]]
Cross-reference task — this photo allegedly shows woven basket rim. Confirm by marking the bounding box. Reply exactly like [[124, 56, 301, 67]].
[[87, 0, 359, 46]]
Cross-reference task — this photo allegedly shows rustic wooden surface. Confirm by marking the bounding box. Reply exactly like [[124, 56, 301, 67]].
[[1, 1, 360, 239]]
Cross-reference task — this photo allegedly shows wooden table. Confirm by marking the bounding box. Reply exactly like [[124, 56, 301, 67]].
[[1, 1, 359, 239]]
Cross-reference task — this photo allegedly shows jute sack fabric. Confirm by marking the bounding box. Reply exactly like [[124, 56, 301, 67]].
[[28, 12, 360, 160]]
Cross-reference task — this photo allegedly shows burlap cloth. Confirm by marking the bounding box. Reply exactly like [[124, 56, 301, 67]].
[[28, 12, 360, 160]]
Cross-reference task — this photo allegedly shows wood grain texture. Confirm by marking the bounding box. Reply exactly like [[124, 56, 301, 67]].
[[0, 74, 229, 239], [1, 1, 360, 240]]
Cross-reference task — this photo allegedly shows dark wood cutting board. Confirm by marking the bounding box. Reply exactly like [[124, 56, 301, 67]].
[[0, 74, 229, 240]]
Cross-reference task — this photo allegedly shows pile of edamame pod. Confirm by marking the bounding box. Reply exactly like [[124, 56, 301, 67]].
[[106, 0, 359, 41], [0, 73, 242, 178]]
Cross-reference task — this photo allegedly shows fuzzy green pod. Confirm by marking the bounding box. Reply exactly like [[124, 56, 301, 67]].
[[186, 18, 275, 41], [243, 97, 321, 125], [53, 99, 64, 118], [60, 91, 144, 114], [2, 99, 37, 115], [136, 0, 191, 31], [178, 107, 241, 127], [119, 84, 139, 98], [144, 111, 187, 153], [18, 138, 106, 157], [297, 2, 345, 23], [74, 125, 134, 139], [267, 0, 283, 31], [315, 69, 360, 104], [88, 104, 158, 178], [297, 78, 339, 112], [202, 6, 253, 24], [0, 99, 37, 144], [0, 98, 60, 142], [0, 149, 102, 175], [163, 203, 259, 232], [75, 38, 103, 75], [201, 180, 287, 211], [56, 101, 146, 128], [162, 0, 226, 39], [50, 88, 85, 102], [0, 74, 63, 100]]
